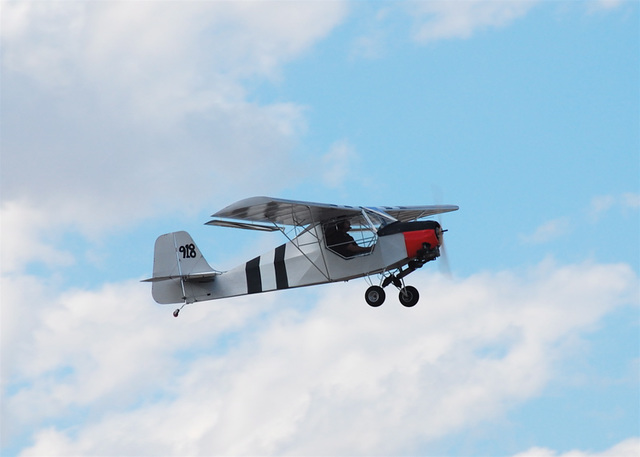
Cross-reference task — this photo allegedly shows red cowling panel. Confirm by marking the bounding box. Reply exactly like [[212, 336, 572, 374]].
[[403, 230, 439, 258]]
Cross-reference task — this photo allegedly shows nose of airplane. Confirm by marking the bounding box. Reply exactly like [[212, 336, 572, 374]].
[[403, 226, 440, 259]]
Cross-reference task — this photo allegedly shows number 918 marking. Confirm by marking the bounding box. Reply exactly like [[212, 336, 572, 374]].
[[179, 244, 196, 259]]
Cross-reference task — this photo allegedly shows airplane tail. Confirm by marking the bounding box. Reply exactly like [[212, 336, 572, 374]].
[[142, 231, 218, 305]]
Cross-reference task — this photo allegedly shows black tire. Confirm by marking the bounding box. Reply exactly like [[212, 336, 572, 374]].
[[398, 286, 419, 307], [365, 286, 386, 307]]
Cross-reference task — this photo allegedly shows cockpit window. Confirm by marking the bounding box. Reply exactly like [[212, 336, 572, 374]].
[[324, 217, 377, 258]]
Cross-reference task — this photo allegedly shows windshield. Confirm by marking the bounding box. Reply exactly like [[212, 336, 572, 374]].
[[362, 207, 397, 230]]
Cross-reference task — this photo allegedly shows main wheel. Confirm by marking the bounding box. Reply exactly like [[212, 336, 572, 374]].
[[365, 286, 386, 307], [398, 286, 419, 307]]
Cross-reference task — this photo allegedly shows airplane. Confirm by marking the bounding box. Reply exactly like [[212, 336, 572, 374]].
[[143, 196, 458, 317]]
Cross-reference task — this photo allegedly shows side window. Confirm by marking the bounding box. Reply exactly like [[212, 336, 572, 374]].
[[324, 219, 377, 258], [352, 224, 377, 249]]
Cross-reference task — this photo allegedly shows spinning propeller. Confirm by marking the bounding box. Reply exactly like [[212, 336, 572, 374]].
[[433, 185, 453, 277]]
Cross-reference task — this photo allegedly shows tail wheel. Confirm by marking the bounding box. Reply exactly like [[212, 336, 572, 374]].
[[365, 286, 386, 307], [399, 286, 419, 307]]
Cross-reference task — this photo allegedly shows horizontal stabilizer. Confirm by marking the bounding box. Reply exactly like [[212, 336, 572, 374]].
[[141, 271, 219, 283]]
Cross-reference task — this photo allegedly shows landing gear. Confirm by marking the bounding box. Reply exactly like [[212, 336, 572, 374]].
[[398, 286, 419, 307], [365, 264, 424, 307], [365, 286, 386, 307]]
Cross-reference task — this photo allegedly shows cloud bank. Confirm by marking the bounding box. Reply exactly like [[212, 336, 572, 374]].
[[3, 259, 637, 455]]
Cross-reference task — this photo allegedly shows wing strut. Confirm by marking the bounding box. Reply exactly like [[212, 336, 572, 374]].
[[269, 204, 332, 282]]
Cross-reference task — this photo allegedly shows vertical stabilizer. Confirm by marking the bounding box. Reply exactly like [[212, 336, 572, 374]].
[[143, 231, 217, 305]]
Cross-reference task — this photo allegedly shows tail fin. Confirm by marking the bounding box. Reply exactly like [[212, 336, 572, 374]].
[[143, 231, 218, 304]]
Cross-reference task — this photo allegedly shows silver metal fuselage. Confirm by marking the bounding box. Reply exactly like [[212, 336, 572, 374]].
[[167, 225, 408, 304]]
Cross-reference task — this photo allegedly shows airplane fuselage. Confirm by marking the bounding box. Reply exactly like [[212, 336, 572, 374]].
[[151, 221, 442, 305]]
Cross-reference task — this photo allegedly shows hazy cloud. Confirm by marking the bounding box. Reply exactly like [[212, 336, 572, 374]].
[[589, 192, 640, 221], [403, 0, 629, 44], [0, 201, 75, 274], [590, 0, 627, 12], [512, 437, 640, 457], [520, 217, 572, 244], [407, 0, 538, 43], [521, 191, 639, 244], [321, 140, 362, 189]]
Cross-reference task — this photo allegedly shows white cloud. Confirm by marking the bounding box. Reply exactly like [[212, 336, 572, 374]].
[[589, 194, 618, 221], [621, 192, 640, 209], [4, 258, 637, 456], [321, 140, 362, 189], [1, 1, 347, 90], [407, 0, 538, 43], [0, 1, 347, 235], [513, 437, 640, 457], [521, 191, 639, 244], [589, 192, 640, 221], [403, 0, 630, 44], [520, 217, 572, 244], [589, 0, 627, 12], [0, 200, 74, 274], [1, 277, 278, 442]]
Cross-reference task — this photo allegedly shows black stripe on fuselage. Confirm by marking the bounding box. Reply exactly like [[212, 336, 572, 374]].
[[246, 256, 262, 294], [274, 244, 288, 290]]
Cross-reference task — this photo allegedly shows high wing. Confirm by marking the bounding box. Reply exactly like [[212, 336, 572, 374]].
[[206, 196, 458, 230]]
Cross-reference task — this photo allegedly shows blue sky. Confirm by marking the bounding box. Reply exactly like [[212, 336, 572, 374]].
[[1, 1, 638, 456]]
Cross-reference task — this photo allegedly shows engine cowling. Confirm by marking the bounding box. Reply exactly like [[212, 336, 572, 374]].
[[377, 220, 442, 261]]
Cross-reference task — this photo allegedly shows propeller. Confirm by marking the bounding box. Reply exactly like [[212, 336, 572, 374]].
[[439, 228, 452, 277], [433, 185, 453, 278]]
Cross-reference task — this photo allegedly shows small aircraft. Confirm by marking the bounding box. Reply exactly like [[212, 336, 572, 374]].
[[143, 196, 458, 316]]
